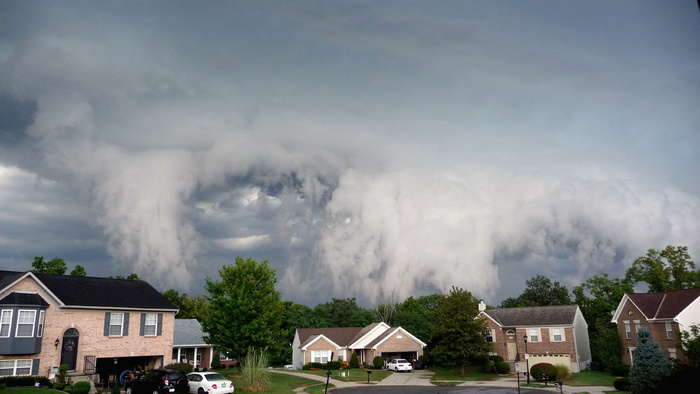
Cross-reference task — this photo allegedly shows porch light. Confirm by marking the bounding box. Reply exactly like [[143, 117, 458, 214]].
[[55, 338, 60, 349]]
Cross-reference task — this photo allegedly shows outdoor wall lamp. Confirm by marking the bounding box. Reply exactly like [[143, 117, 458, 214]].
[[55, 338, 60, 349], [523, 335, 530, 384]]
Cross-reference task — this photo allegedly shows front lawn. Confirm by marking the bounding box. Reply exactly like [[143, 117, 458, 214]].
[[429, 365, 498, 384], [216, 369, 321, 394], [0, 389, 64, 394], [565, 370, 618, 387], [293, 368, 391, 382]]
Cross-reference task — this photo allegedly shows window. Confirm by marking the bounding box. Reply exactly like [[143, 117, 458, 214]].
[[0, 310, 11, 337], [624, 322, 632, 340], [144, 313, 157, 336], [665, 322, 674, 340], [219, 354, 233, 361], [528, 329, 539, 342], [485, 329, 494, 343], [551, 328, 563, 342], [634, 321, 641, 335], [37, 311, 45, 337], [16, 310, 36, 337], [668, 348, 677, 359], [312, 350, 331, 363], [338, 353, 344, 362], [0, 359, 32, 376], [109, 313, 124, 336]]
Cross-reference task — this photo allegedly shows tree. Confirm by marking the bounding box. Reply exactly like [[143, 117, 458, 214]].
[[428, 287, 491, 374], [109, 273, 141, 280], [31, 257, 67, 275], [313, 298, 375, 328], [679, 324, 700, 367], [629, 327, 670, 394], [393, 294, 441, 344], [70, 265, 87, 276], [372, 289, 397, 325], [202, 257, 285, 360], [625, 246, 699, 292], [161, 290, 210, 321], [520, 274, 571, 306]]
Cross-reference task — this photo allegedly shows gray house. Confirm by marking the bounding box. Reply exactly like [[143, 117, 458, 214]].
[[172, 319, 212, 369]]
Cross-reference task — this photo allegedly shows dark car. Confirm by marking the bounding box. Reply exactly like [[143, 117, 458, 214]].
[[411, 360, 425, 370], [125, 369, 189, 394]]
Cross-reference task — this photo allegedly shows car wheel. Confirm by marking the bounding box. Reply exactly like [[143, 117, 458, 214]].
[[198, 388, 206, 394], [152, 389, 159, 394]]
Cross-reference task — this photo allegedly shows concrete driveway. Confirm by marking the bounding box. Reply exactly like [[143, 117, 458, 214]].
[[376, 369, 434, 386]]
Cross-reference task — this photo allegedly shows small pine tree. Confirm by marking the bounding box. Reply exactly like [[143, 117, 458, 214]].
[[629, 327, 670, 394], [349, 351, 359, 368]]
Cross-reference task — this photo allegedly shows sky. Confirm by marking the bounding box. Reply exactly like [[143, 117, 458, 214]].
[[1, 0, 699, 307]]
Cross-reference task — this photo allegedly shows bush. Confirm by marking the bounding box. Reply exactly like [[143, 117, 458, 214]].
[[164, 362, 193, 375], [73, 381, 91, 394], [610, 362, 630, 377], [112, 382, 121, 394], [211, 352, 222, 370], [489, 355, 504, 363], [64, 384, 73, 393], [326, 361, 341, 370], [495, 362, 511, 374], [239, 348, 271, 392], [530, 363, 557, 381], [349, 351, 359, 368], [481, 359, 496, 373], [302, 363, 312, 370], [554, 364, 571, 381], [373, 356, 385, 369], [0, 376, 52, 388], [614, 377, 631, 391]]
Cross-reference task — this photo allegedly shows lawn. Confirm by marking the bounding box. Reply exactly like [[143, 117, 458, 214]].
[[565, 370, 618, 386], [0, 389, 63, 394], [217, 369, 322, 394], [289, 368, 391, 383], [429, 365, 497, 384]]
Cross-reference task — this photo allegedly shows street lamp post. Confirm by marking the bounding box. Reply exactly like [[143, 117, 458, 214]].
[[523, 335, 530, 384]]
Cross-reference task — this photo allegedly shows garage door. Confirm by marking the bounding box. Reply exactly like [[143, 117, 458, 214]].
[[527, 354, 571, 370]]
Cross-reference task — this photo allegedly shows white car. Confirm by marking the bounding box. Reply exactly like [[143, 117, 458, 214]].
[[186, 372, 234, 394], [386, 359, 413, 372]]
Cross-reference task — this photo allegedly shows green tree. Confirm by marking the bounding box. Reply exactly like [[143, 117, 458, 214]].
[[313, 298, 375, 328], [519, 274, 571, 306], [70, 265, 87, 276], [31, 257, 67, 275], [393, 294, 440, 344], [108, 273, 141, 280], [679, 324, 700, 367], [161, 290, 210, 321], [629, 327, 670, 394], [202, 257, 285, 360], [428, 287, 491, 374], [626, 246, 699, 292]]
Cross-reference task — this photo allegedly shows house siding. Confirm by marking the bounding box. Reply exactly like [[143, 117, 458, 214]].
[[375, 331, 424, 359], [304, 337, 336, 365], [1, 276, 175, 377]]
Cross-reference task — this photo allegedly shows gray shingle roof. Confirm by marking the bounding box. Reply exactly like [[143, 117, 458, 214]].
[[482, 305, 578, 327], [0, 292, 50, 307], [174, 319, 209, 346], [626, 287, 700, 319]]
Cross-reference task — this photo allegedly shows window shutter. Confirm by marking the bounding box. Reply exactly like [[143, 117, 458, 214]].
[[157, 314, 163, 336], [32, 359, 40, 375], [140, 313, 146, 336], [123, 313, 130, 336], [104, 313, 110, 336]]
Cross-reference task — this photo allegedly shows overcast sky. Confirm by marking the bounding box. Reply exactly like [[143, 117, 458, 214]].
[[1, 0, 699, 307]]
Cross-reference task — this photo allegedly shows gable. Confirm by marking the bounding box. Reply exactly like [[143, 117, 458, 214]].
[[482, 305, 578, 327], [297, 327, 363, 348], [367, 327, 426, 349], [613, 288, 700, 322]]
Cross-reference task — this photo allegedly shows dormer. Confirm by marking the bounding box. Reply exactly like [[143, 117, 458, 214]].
[[0, 292, 50, 355]]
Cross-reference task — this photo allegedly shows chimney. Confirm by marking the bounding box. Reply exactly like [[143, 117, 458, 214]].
[[478, 300, 486, 311]]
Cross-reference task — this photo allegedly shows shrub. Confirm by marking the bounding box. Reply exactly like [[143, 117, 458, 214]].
[[0, 376, 52, 388], [554, 364, 571, 381], [72, 381, 91, 394], [211, 352, 222, 370], [481, 359, 496, 373], [614, 377, 631, 391], [530, 363, 557, 381], [373, 356, 384, 369], [64, 384, 73, 393], [327, 361, 341, 370], [302, 363, 312, 370], [495, 362, 511, 374], [111, 382, 120, 394], [610, 362, 630, 377], [239, 348, 271, 392], [311, 362, 323, 369], [349, 351, 359, 368], [489, 355, 504, 363], [164, 362, 193, 375]]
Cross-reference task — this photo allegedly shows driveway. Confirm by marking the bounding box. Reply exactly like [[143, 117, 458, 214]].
[[376, 369, 434, 386]]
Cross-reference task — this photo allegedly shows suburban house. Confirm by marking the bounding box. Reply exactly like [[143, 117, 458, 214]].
[[0, 270, 178, 386], [292, 322, 426, 369], [172, 319, 213, 369], [611, 287, 700, 365], [477, 303, 592, 373]]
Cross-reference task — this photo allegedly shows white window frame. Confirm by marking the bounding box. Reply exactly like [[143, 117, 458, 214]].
[[668, 348, 677, 359], [311, 350, 331, 363], [624, 321, 632, 340], [219, 354, 233, 361], [15, 310, 36, 337], [109, 313, 124, 336], [485, 329, 495, 343], [528, 328, 540, 342], [144, 313, 157, 336], [0, 359, 32, 376], [551, 328, 564, 342], [665, 322, 674, 340], [633, 320, 641, 336], [0, 310, 12, 338], [37, 310, 45, 337]]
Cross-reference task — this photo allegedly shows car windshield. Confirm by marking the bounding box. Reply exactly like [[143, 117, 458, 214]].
[[395, 359, 408, 363], [204, 373, 226, 381]]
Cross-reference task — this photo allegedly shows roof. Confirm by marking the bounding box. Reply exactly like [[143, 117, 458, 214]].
[[625, 287, 700, 320], [0, 292, 50, 307], [298, 327, 365, 349], [174, 319, 210, 347], [482, 305, 579, 327], [0, 270, 177, 310]]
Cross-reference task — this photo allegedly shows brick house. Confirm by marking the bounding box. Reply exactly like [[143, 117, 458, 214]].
[[477, 303, 592, 373], [172, 319, 213, 369], [291, 322, 426, 369], [611, 287, 700, 365], [0, 270, 177, 385]]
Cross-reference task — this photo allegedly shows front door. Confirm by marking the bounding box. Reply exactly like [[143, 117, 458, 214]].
[[60, 328, 79, 370], [507, 342, 517, 361]]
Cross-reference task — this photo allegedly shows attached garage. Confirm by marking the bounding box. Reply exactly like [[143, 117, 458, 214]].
[[527, 354, 574, 372]]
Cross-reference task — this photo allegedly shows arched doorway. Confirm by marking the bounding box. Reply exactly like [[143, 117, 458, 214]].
[[60, 328, 79, 370]]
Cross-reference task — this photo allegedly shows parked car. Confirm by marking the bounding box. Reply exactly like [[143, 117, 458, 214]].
[[411, 360, 425, 370], [386, 359, 413, 372], [186, 372, 234, 394], [125, 369, 189, 394]]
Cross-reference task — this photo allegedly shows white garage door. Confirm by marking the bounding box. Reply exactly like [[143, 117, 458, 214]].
[[527, 354, 572, 371]]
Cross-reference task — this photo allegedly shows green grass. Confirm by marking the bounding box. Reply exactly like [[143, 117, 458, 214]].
[[565, 370, 618, 386], [303, 383, 334, 393], [217, 369, 321, 393], [429, 365, 497, 383], [292, 369, 391, 382]]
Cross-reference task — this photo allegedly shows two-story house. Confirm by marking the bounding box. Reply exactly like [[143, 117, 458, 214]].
[[0, 270, 178, 385], [292, 322, 426, 369], [611, 287, 700, 365], [477, 303, 591, 373]]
